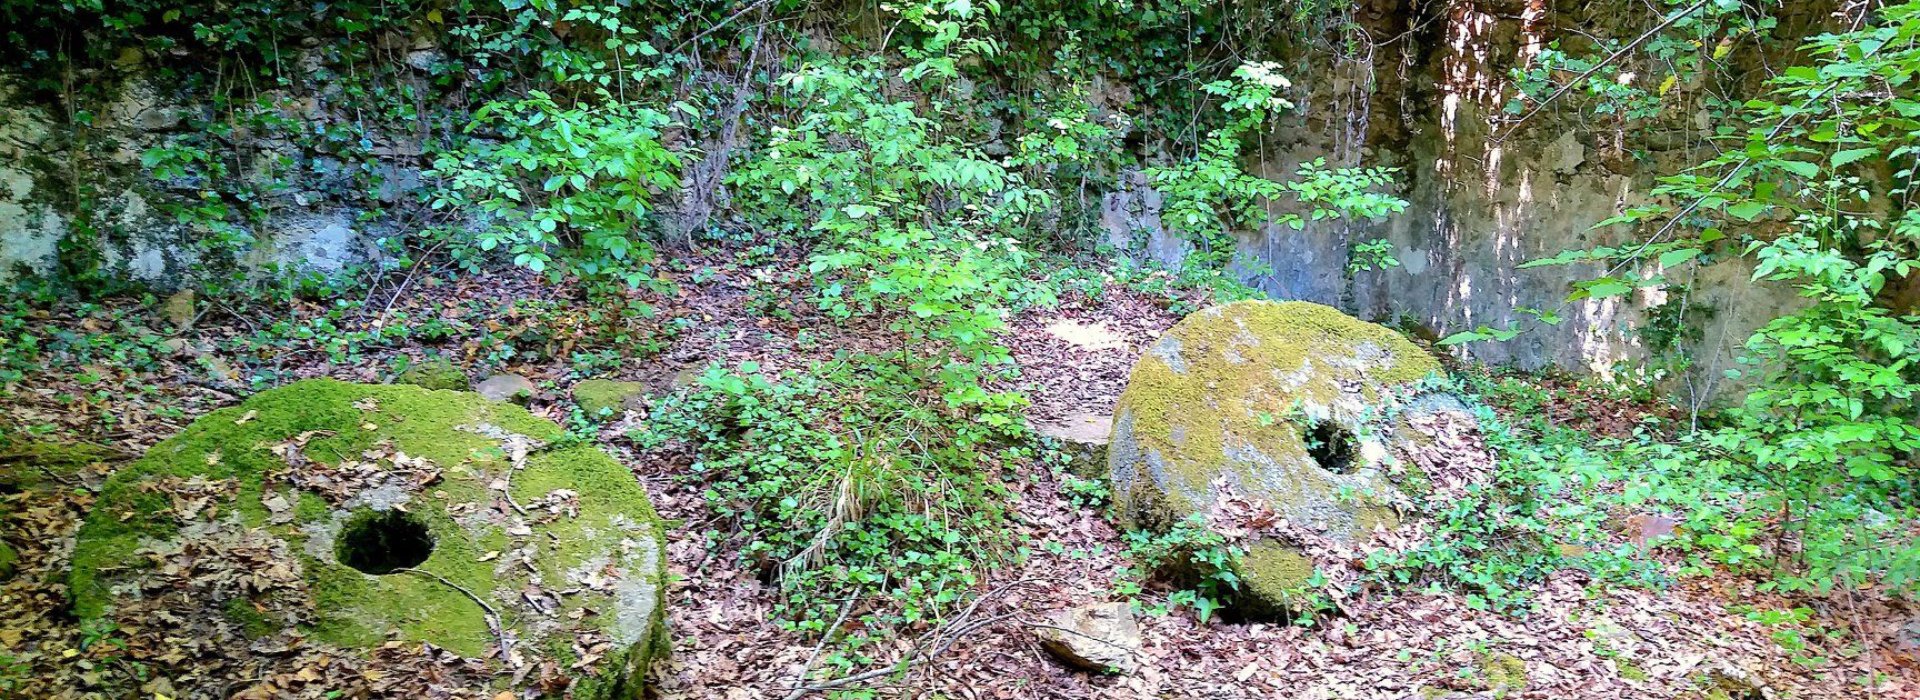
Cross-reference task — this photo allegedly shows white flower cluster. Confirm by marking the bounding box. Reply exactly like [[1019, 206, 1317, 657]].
[[970, 236, 1021, 252], [1236, 61, 1292, 89]]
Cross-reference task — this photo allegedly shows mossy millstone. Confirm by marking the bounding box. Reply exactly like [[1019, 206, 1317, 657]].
[[1108, 301, 1443, 614], [71, 379, 668, 698]]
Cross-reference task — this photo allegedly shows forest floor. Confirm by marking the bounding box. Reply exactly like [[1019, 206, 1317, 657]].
[[3, 252, 1918, 699]]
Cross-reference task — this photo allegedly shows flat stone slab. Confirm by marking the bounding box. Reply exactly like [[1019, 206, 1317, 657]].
[[1044, 318, 1128, 352], [1033, 412, 1113, 477], [474, 373, 537, 403], [1036, 602, 1140, 674]]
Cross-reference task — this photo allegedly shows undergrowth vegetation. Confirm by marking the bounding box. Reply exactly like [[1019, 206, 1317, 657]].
[[8, 1, 1920, 689], [642, 357, 1026, 631], [1448, 1, 1920, 600]]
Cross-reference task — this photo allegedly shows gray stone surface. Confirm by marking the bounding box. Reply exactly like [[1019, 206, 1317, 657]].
[[261, 210, 371, 275], [1032, 412, 1112, 478], [1108, 301, 1459, 612], [1035, 602, 1140, 675], [1101, 170, 1188, 270], [475, 374, 538, 403], [1083, 18, 1813, 403], [0, 82, 63, 280]]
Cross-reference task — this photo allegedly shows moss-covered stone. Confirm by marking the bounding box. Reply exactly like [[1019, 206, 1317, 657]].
[[0, 539, 15, 579], [572, 379, 649, 417], [71, 379, 667, 698], [393, 357, 469, 391], [1107, 300, 1444, 614], [1480, 651, 1528, 697]]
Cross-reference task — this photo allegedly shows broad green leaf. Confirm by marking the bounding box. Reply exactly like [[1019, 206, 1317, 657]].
[[1776, 160, 1820, 178], [1726, 200, 1769, 221], [1658, 248, 1702, 267], [1831, 148, 1877, 167], [1583, 278, 1634, 299]]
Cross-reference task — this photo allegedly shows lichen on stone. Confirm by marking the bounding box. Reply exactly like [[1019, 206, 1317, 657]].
[[1107, 300, 1445, 614], [70, 378, 668, 698]]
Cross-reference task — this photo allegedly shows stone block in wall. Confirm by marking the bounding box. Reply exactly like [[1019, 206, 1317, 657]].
[[255, 210, 384, 277], [0, 81, 63, 280], [1100, 169, 1187, 270]]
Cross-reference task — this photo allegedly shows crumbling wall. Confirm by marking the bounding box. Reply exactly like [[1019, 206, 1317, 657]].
[[0, 1, 1841, 396], [1193, 0, 1829, 400], [0, 73, 395, 289]]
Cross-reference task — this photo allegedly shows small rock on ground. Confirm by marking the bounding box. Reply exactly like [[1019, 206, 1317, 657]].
[[474, 373, 537, 403], [1032, 411, 1112, 477], [161, 290, 195, 331], [572, 379, 651, 417], [1035, 602, 1140, 675]]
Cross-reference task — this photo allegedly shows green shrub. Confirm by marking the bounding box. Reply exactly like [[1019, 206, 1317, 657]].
[[730, 48, 1052, 404], [640, 357, 1026, 631], [429, 90, 683, 287], [1147, 61, 1406, 272], [1475, 2, 1920, 595], [1118, 514, 1246, 623]]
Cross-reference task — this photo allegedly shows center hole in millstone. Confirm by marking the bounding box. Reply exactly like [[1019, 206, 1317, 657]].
[[1304, 420, 1358, 474], [336, 509, 435, 575]]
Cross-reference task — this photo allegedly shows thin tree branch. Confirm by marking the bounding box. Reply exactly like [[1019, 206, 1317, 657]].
[[780, 580, 1038, 699], [1495, 0, 1710, 142]]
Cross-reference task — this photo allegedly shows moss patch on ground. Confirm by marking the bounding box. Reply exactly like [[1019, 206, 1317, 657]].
[[394, 357, 470, 391], [0, 439, 124, 492], [572, 379, 649, 417], [1479, 651, 1528, 697], [70, 379, 667, 696]]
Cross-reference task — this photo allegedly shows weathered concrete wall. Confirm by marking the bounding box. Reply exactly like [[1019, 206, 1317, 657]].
[[0, 72, 395, 289], [2, 1, 1831, 398], [1095, 0, 1822, 401]]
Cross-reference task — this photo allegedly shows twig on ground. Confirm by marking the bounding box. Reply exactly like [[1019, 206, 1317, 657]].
[[780, 580, 1039, 700], [398, 567, 513, 662], [784, 596, 859, 697]]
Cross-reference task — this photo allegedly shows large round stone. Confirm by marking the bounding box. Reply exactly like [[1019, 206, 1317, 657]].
[[1108, 300, 1448, 613], [71, 379, 666, 698]]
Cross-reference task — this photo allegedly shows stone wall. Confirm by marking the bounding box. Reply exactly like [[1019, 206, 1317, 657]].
[[0, 91, 60, 280], [0, 73, 398, 289], [1, 2, 1837, 398], [1094, 0, 1827, 402]]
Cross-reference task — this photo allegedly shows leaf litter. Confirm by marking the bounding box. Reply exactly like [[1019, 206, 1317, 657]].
[[1, 261, 1915, 698]]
